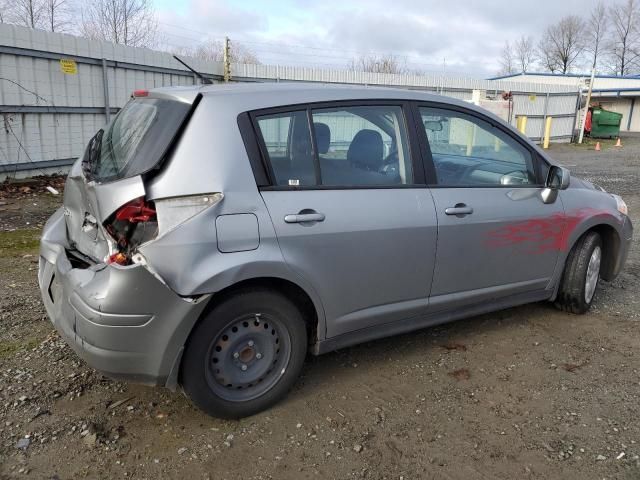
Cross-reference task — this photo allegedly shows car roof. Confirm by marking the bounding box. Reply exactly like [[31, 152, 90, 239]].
[[150, 82, 471, 110]]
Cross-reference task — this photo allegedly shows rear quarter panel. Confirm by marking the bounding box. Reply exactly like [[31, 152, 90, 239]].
[[137, 96, 328, 340]]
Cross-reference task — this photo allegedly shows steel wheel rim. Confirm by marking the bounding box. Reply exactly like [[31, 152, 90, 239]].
[[585, 245, 601, 303], [204, 313, 291, 402]]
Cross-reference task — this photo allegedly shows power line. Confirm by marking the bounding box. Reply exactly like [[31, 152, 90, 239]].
[[159, 35, 472, 74], [157, 21, 463, 69]]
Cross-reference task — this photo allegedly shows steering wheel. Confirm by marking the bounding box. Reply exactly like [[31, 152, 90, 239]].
[[379, 149, 399, 175]]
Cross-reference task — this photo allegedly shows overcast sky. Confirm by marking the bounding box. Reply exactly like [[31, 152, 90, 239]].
[[154, 0, 605, 77]]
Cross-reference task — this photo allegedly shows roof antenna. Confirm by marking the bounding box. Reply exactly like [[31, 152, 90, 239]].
[[173, 55, 214, 85]]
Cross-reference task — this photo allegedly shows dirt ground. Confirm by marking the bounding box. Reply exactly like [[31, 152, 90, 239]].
[[1, 136, 639, 480]]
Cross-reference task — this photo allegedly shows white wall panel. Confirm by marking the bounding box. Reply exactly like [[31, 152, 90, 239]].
[[0, 24, 579, 177]]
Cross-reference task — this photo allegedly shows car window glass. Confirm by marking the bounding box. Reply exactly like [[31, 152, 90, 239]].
[[311, 105, 413, 186], [420, 107, 536, 187], [256, 110, 315, 186]]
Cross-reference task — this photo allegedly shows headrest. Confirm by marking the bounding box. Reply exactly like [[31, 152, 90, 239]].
[[314, 122, 331, 154], [347, 129, 383, 169]]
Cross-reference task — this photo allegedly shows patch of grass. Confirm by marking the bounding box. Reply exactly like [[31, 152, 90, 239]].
[[570, 137, 619, 150], [0, 337, 41, 359], [0, 229, 41, 258]]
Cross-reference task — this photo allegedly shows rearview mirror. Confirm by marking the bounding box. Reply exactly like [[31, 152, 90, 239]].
[[541, 165, 570, 204], [424, 120, 443, 132]]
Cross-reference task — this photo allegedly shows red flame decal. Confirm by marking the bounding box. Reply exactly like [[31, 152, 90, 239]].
[[485, 208, 609, 254]]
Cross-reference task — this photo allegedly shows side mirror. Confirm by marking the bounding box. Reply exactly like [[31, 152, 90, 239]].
[[546, 165, 571, 190], [541, 165, 570, 204]]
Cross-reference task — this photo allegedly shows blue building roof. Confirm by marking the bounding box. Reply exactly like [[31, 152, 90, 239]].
[[488, 72, 640, 81]]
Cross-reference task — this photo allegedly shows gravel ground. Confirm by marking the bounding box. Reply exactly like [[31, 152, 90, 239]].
[[0, 137, 639, 479]]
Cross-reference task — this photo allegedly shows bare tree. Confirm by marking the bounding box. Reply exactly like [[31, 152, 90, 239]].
[[608, 0, 640, 75], [0, 0, 9, 23], [537, 35, 561, 73], [586, 2, 608, 69], [514, 35, 536, 72], [172, 39, 260, 64], [44, 0, 71, 32], [538, 15, 586, 73], [497, 41, 516, 75], [10, 0, 45, 28], [347, 54, 408, 74], [81, 0, 158, 48]]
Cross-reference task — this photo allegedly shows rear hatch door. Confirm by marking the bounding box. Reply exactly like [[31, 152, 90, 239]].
[[63, 94, 195, 263]]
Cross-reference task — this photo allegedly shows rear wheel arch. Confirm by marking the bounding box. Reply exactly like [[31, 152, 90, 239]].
[[188, 277, 320, 350]]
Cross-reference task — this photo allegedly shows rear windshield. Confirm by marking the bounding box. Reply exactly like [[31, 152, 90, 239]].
[[83, 97, 192, 182]]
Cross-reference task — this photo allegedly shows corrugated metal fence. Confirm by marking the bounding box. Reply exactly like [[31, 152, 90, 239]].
[[0, 24, 580, 178]]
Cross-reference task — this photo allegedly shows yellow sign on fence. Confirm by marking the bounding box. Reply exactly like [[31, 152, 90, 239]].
[[59, 59, 77, 75]]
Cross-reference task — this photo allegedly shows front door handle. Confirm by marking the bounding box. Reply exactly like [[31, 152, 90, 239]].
[[445, 203, 474, 216], [284, 212, 326, 223]]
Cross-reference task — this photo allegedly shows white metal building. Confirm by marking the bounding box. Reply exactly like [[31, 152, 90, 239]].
[[0, 24, 580, 178], [491, 72, 640, 132]]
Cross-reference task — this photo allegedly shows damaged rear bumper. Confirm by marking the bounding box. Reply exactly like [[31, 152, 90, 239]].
[[38, 208, 208, 386]]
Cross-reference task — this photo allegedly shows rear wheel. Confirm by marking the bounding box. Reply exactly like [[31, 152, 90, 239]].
[[181, 289, 307, 418], [555, 231, 602, 314]]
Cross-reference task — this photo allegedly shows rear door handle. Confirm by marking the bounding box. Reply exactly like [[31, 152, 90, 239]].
[[284, 212, 326, 223], [445, 204, 474, 216]]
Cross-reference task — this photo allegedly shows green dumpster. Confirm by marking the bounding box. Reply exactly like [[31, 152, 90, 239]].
[[591, 107, 623, 139]]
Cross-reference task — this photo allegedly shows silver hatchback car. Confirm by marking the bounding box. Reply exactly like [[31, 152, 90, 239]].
[[39, 83, 632, 418]]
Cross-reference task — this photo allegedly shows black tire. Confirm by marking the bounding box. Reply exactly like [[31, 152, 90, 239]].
[[181, 289, 307, 419], [554, 231, 602, 314]]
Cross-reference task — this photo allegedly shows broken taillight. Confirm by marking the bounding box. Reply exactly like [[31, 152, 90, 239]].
[[114, 197, 156, 223], [104, 197, 157, 265]]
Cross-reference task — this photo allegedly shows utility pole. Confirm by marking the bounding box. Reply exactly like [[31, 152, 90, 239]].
[[578, 66, 596, 144], [223, 37, 231, 82]]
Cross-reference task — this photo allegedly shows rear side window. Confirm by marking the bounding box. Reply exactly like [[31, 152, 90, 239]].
[[84, 97, 192, 182], [256, 111, 315, 186], [255, 104, 413, 187]]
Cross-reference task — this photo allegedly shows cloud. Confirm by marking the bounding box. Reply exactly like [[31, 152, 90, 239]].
[[155, 0, 606, 76]]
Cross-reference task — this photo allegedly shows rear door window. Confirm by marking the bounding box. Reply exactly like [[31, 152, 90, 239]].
[[311, 105, 412, 186], [84, 97, 192, 182], [254, 104, 413, 187]]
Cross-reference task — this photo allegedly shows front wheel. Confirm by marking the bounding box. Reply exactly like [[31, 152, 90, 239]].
[[554, 231, 602, 314], [181, 289, 307, 419]]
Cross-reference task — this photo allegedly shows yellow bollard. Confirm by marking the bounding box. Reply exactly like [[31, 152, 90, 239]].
[[543, 116, 552, 149], [516, 116, 528, 135], [466, 124, 476, 156]]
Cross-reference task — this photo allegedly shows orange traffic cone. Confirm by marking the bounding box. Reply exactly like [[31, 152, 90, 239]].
[[615, 137, 622, 147], [595, 142, 601, 151]]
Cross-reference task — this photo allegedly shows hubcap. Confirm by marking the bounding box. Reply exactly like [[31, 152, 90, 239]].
[[205, 313, 291, 402], [585, 246, 601, 303]]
